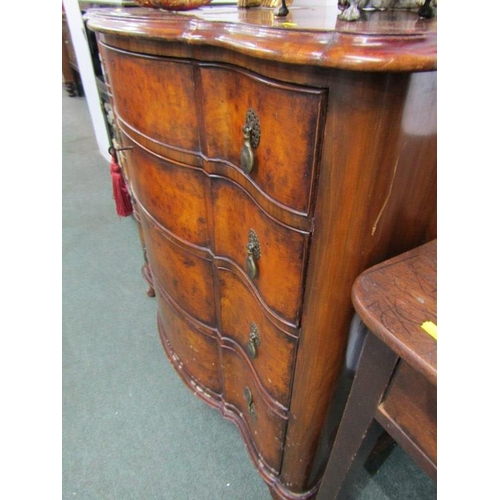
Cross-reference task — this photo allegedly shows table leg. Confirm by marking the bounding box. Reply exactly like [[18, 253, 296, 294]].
[[317, 333, 399, 499]]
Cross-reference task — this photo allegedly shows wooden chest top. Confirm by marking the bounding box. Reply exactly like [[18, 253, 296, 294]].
[[86, 3, 437, 72]]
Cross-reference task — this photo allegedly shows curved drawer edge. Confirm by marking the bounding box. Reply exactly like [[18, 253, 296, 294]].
[[154, 273, 292, 417], [158, 313, 279, 474], [134, 197, 211, 260], [137, 198, 306, 333], [122, 122, 313, 232], [221, 338, 290, 418], [154, 274, 219, 340], [158, 313, 223, 405], [202, 157, 312, 225], [216, 257, 301, 334], [159, 316, 320, 500], [118, 115, 203, 169]]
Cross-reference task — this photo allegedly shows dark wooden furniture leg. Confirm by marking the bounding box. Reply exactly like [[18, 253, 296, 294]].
[[317, 333, 398, 500], [62, 34, 78, 97]]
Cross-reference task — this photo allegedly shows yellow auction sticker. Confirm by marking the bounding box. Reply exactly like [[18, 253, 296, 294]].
[[421, 321, 437, 340]]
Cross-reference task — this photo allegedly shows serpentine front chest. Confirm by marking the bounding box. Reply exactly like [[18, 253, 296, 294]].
[[87, 5, 437, 498]]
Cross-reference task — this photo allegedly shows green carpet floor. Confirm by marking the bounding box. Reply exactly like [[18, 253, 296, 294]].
[[62, 87, 437, 500]]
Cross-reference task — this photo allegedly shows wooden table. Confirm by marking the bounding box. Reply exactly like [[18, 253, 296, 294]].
[[317, 240, 437, 499]]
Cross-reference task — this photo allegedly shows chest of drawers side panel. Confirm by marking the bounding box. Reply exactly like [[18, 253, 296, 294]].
[[280, 70, 437, 493]]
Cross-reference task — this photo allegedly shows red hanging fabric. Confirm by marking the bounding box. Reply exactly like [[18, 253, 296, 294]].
[[109, 150, 133, 217]]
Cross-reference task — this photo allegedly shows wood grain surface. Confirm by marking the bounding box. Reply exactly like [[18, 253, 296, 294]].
[[87, 6, 437, 499], [86, 5, 437, 71], [352, 239, 437, 383]]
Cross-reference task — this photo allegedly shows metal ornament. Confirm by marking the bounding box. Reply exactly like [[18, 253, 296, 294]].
[[246, 229, 261, 280], [246, 322, 261, 359]]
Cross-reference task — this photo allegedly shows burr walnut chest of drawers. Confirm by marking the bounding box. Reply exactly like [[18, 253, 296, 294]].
[[86, 5, 437, 499]]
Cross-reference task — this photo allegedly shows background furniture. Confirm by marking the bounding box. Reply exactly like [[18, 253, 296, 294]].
[[62, 5, 83, 97], [317, 239, 437, 499], [86, 5, 437, 499], [63, 2, 137, 137]]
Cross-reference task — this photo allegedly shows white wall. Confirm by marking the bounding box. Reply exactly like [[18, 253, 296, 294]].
[[63, 0, 110, 160]]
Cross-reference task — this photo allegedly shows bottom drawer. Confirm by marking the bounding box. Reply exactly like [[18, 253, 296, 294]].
[[222, 346, 287, 474], [158, 294, 222, 398]]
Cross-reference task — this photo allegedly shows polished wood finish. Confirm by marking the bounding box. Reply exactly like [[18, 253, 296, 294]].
[[378, 360, 437, 470], [352, 239, 438, 384], [212, 177, 310, 324], [219, 267, 297, 408], [317, 240, 437, 499], [199, 64, 326, 214], [103, 47, 200, 152], [222, 346, 288, 473], [142, 215, 217, 326], [87, 6, 437, 71], [158, 292, 222, 395], [127, 147, 210, 247], [86, 5, 437, 499]]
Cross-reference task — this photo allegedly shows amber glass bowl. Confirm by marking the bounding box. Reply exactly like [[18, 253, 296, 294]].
[[135, 0, 212, 10]]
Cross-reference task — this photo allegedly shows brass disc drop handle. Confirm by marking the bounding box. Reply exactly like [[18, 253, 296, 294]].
[[246, 229, 261, 280], [244, 386, 256, 417], [246, 322, 261, 359], [240, 109, 260, 174]]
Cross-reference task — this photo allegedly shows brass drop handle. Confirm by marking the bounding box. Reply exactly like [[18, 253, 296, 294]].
[[240, 126, 254, 174], [240, 109, 260, 174], [246, 229, 261, 280], [246, 322, 261, 359], [244, 386, 256, 417]]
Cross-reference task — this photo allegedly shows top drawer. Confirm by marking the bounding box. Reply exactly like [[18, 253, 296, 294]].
[[100, 43, 326, 215], [100, 45, 199, 153], [199, 64, 327, 215]]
